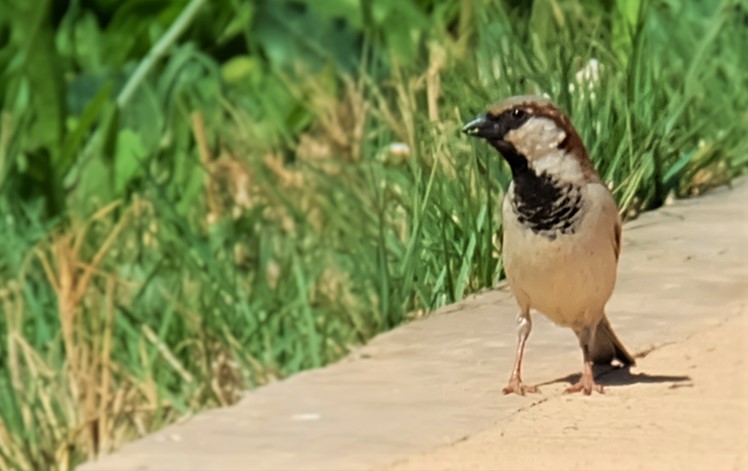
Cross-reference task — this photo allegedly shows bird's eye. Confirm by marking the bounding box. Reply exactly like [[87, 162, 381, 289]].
[[511, 109, 526, 119]]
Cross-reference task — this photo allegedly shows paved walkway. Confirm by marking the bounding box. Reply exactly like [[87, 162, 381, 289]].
[[81, 180, 748, 471]]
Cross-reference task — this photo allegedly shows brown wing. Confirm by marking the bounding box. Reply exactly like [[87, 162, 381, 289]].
[[613, 217, 622, 261]]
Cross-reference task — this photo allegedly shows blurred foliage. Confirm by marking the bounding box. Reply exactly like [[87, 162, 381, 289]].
[[0, 0, 747, 469]]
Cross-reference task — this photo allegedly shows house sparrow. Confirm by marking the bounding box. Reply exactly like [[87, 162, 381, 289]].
[[462, 96, 635, 395]]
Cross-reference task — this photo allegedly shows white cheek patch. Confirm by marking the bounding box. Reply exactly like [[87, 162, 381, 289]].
[[505, 117, 566, 156], [531, 152, 584, 182], [505, 117, 583, 182]]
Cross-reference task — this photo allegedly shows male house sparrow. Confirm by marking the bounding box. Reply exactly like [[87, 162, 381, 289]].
[[463, 96, 635, 395]]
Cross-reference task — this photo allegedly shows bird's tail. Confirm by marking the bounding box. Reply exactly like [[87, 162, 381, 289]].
[[585, 315, 636, 366]]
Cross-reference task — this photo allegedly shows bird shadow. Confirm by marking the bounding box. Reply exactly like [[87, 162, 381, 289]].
[[538, 365, 692, 388]]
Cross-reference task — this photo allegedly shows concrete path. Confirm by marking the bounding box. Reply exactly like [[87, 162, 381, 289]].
[[81, 180, 748, 471], [386, 310, 747, 471]]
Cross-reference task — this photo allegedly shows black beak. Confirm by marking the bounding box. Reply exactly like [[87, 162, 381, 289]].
[[461, 114, 503, 140]]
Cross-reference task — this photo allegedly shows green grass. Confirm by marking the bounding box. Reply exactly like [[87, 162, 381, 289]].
[[1, 0, 747, 469]]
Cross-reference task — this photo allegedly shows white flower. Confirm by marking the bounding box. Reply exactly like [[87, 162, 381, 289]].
[[576, 58, 600, 87]]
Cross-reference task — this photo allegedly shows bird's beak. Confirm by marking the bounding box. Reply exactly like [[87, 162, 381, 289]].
[[461, 114, 503, 140]]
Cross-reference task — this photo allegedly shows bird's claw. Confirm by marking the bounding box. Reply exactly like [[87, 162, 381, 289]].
[[564, 378, 604, 395], [502, 378, 540, 396]]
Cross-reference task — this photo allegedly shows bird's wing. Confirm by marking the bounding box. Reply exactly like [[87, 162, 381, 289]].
[[613, 217, 622, 261]]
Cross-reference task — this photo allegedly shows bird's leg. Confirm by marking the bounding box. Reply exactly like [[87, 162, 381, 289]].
[[565, 325, 604, 395], [503, 310, 540, 395]]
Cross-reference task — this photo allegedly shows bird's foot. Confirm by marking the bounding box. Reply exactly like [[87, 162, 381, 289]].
[[502, 378, 540, 396], [564, 375, 604, 395]]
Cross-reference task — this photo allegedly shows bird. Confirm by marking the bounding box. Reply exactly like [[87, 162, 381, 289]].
[[462, 95, 635, 395]]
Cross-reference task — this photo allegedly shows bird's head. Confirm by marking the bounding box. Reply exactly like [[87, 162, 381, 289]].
[[462, 96, 597, 183]]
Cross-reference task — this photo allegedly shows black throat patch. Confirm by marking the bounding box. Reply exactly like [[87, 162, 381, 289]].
[[490, 139, 584, 239], [510, 169, 583, 239]]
